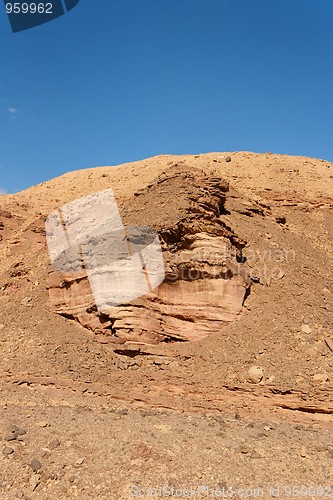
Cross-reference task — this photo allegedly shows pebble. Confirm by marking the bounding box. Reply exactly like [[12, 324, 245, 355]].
[[248, 366, 264, 384], [41, 448, 51, 458], [8, 424, 20, 433], [301, 324, 312, 334], [257, 432, 268, 438], [74, 458, 84, 467], [313, 373, 329, 385], [30, 459, 42, 471], [5, 434, 17, 442], [49, 437, 61, 450], [6, 426, 27, 441], [3, 447, 14, 455], [20, 297, 32, 306], [300, 447, 307, 458], [275, 216, 286, 224], [117, 408, 128, 416], [225, 156, 232, 162], [35, 421, 49, 428], [29, 473, 40, 492]]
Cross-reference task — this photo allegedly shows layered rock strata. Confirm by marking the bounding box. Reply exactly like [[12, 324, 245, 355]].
[[48, 165, 251, 344]]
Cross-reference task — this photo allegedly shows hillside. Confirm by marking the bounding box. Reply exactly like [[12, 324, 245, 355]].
[[0, 151, 332, 499]]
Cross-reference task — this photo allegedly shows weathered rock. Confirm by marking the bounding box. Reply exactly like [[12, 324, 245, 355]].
[[30, 459, 42, 471], [3, 447, 14, 455], [48, 166, 251, 345], [248, 366, 264, 384], [313, 373, 329, 385], [301, 324, 312, 334], [35, 421, 49, 428], [5, 425, 26, 441], [29, 473, 40, 491], [49, 437, 61, 450], [4, 435, 16, 442]]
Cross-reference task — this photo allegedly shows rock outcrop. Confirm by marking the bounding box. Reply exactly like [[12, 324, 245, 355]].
[[47, 165, 251, 344]]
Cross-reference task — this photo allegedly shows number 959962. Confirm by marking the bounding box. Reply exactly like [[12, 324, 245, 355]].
[[6, 3, 53, 14]]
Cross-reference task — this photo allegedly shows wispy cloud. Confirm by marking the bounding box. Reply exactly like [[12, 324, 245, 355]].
[[0, 187, 7, 195], [6, 107, 18, 120]]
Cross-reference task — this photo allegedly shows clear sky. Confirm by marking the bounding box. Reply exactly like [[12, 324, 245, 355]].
[[0, 0, 332, 194]]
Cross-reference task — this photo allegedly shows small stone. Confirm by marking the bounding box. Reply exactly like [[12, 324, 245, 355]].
[[15, 428, 26, 436], [30, 459, 42, 471], [300, 447, 307, 458], [35, 421, 49, 428], [4, 434, 17, 442], [6, 426, 26, 439], [29, 473, 40, 491], [275, 216, 286, 224], [301, 324, 312, 334], [225, 156, 232, 162], [248, 366, 264, 384], [74, 458, 84, 467], [217, 432, 226, 438], [257, 432, 268, 438], [239, 445, 250, 454], [7, 424, 20, 433], [235, 413, 241, 420], [313, 373, 329, 385], [0, 323, 4, 330], [3, 446, 14, 455], [264, 426, 271, 432], [21, 297, 32, 306], [49, 438, 60, 450], [117, 408, 128, 416]]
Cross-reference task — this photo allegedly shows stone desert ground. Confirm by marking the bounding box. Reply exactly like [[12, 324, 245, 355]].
[[0, 152, 332, 499]]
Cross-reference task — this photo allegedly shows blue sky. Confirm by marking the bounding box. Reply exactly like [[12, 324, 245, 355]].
[[0, 0, 332, 193]]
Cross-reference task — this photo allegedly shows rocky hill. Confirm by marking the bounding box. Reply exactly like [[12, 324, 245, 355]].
[[0, 152, 332, 498]]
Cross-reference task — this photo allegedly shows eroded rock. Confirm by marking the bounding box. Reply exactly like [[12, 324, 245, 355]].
[[47, 166, 251, 344]]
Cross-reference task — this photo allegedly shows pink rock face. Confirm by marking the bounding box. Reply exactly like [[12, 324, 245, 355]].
[[47, 166, 250, 345]]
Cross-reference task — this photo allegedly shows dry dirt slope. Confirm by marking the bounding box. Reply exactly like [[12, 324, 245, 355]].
[[0, 151, 332, 499]]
